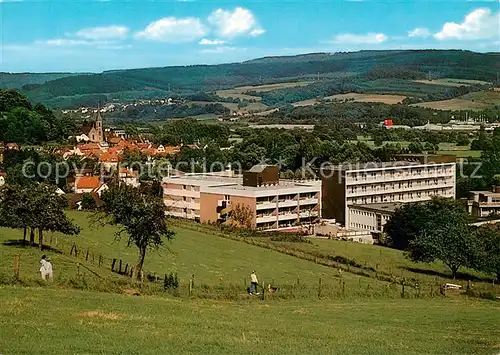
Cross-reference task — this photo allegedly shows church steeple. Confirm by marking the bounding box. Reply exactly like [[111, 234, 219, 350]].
[[95, 109, 104, 143]]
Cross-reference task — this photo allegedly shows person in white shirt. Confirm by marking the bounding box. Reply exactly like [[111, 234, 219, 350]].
[[40, 255, 53, 281], [250, 271, 259, 295]]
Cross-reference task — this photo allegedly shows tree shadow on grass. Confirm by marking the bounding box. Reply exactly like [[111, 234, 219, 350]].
[[403, 266, 493, 283], [2, 240, 64, 254]]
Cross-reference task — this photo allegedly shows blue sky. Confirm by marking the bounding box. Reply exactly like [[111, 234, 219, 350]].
[[0, 0, 499, 72]]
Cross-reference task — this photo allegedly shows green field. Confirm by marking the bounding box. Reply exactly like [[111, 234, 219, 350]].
[[1, 212, 500, 354], [258, 236, 494, 287], [414, 78, 491, 87], [1, 286, 499, 355], [437, 150, 482, 158], [0, 211, 390, 295], [411, 91, 500, 111]]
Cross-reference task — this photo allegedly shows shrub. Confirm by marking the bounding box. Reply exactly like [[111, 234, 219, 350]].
[[269, 234, 311, 243], [163, 272, 179, 291]]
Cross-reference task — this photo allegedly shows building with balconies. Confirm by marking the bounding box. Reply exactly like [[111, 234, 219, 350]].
[[467, 188, 500, 218], [163, 165, 321, 231], [321, 161, 456, 227]]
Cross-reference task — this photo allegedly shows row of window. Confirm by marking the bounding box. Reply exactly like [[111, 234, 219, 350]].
[[350, 222, 377, 231], [347, 168, 453, 180], [348, 179, 451, 194], [347, 189, 453, 204]]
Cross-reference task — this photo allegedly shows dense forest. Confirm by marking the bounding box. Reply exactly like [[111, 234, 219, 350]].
[[0, 90, 76, 144], [3, 50, 498, 109], [106, 103, 230, 122]]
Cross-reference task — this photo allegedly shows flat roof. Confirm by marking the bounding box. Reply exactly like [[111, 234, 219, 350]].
[[206, 180, 321, 192], [164, 174, 241, 183], [350, 202, 404, 214], [321, 161, 455, 173]]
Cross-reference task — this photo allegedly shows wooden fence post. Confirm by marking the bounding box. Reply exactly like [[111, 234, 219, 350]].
[[85, 249, 89, 261], [13, 255, 20, 279], [261, 280, 265, 300], [98, 255, 102, 268], [119, 260, 122, 274], [296, 275, 300, 286], [124, 264, 129, 275], [111, 258, 117, 272], [189, 276, 193, 296]]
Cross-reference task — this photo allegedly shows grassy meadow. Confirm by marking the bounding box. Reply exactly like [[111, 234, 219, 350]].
[[1, 212, 500, 354], [412, 91, 500, 111], [0, 211, 393, 297], [1, 286, 499, 355]]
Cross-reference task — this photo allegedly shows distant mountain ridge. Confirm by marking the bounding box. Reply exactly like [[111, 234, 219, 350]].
[[1, 50, 498, 108]]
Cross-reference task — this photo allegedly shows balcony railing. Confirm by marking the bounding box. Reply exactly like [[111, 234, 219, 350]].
[[345, 170, 454, 185], [256, 201, 277, 210], [346, 181, 454, 198]]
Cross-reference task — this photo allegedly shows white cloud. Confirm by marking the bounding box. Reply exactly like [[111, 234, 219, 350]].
[[199, 38, 226, 45], [435, 8, 500, 40], [75, 25, 129, 40], [208, 7, 265, 38], [249, 28, 266, 37], [408, 27, 431, 38], [135, 17, 207, 42], [333, 33, 388, 44]]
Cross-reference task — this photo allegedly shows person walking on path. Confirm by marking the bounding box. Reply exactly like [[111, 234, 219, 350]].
[[250, 271, 259, 295]]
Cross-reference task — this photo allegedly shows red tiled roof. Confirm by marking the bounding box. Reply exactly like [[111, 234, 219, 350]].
[[142, 147, 157, 156], [78, 143, 101, 151], [164, 146, 181, 155], [108, 146, 122, 154], [109, 137, 122, 144], [99, 151, 120, 163], [76, 176, 101, 190], [85, 149, 103, 159]]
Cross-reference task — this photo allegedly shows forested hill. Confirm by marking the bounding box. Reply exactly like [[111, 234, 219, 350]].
[[3, 50, 499, 108]]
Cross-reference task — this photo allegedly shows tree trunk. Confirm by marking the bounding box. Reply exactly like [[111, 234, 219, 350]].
[[23, 227, 27, 242], [451, 266, 458, 280], [29, 228, 35, 245], [38, 228, 44, 251], [134, 248, 147, 280]]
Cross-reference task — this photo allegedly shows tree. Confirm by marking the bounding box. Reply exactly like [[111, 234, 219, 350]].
[[385, 197, 474, 278], [228, 203, 254, 229], [384, 202, 431, 250], [373, 135, 384, 147], [33, 185, 80, 250], [408, 141, 424, 154], [98, 184, 175, 279], [474, 225, 500, 281], [0, 184, 80, 249], [80, 193, 97, 210]]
